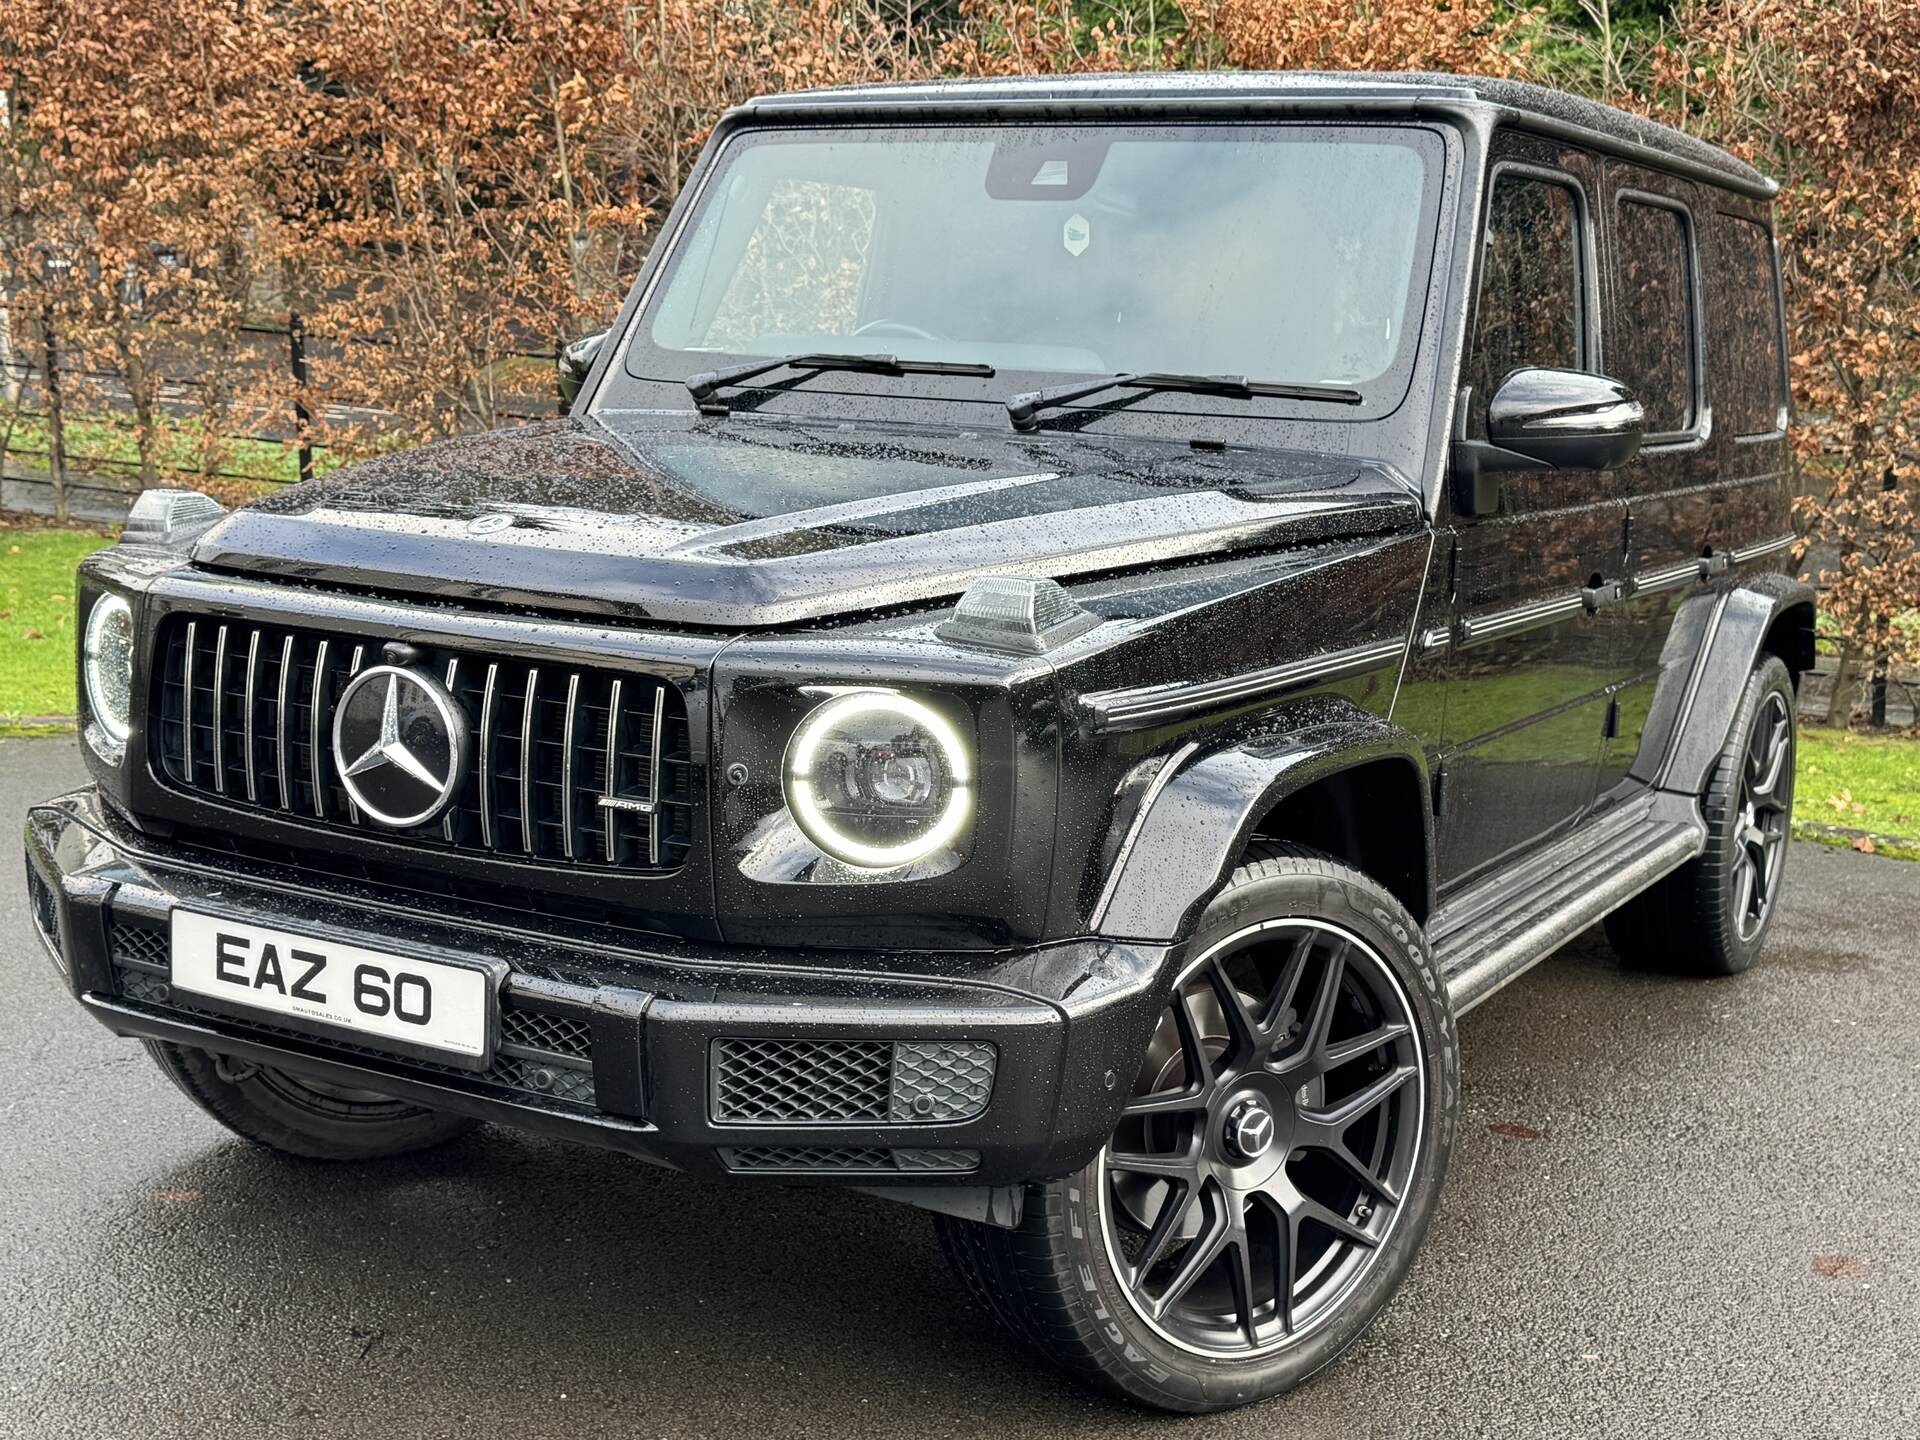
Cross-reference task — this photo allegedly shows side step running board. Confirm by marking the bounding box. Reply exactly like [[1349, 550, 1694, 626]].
[[1429, 791, 1707, 1015]]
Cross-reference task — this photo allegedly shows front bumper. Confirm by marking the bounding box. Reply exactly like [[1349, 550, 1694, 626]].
[[23, 788, 1170, 1194]]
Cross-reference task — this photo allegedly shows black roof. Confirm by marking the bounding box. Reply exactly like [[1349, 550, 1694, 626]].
[[740, 70, 1774, 198]]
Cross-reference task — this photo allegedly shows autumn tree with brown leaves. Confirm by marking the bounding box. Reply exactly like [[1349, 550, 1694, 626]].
[[0, 0, 297, 492], [1, 0, 1914, 726], [1655, 0, 1920, 717]]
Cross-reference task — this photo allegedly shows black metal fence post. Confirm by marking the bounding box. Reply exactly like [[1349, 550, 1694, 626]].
[[41, 309, 68, 522], [288, 311, 314, 484]]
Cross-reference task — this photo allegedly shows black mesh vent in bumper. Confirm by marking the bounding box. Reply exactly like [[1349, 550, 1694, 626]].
[[27, 863, 61, 955], [712, 1039, 891, 1122], [711, 1037, 997, 1124], [106, 916, 597, 1109], [723, 1146, 979, 1174], [148, 613, 695, 872]]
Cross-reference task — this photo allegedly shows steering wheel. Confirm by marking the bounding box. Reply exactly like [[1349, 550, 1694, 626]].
[[851, 318, 940, 342]]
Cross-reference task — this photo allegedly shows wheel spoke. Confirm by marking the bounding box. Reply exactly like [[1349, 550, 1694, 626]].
[[1122, 1087, 1208, 1119], [1300, 941, 1348, 1061], [1151, 1191, 1231, 1317], [1293, 1130, 1404, 1205], [1302, 1063, 1415, 1131], [1316, 1019, 1411, 1074], [1261, 930, 1316, 1034], [1108, 1149, 1197, 1182], [1204, 957, 1263, 1063], [1224, 1224, 1259, 1348], [1292, 1196, 1380, 1251], [1129, 1179, 1195, 1281], [1733, 850, 1757, 922], [1255, 1194, 1296, 1334], [1169, 984, 1216, 1091], [1759, 829, 1784, 892], [1749, 707, 1792, 804]]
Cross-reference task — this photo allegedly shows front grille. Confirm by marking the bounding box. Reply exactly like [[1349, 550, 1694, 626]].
[[724, 1145, 980, 1174], [149, 615, 695, 871], [711, 1037, 998, 1125], [107, 915, 598, 1109]]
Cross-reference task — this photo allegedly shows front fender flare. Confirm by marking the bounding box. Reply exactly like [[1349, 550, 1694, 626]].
[[1092, 711, 1432, 944]]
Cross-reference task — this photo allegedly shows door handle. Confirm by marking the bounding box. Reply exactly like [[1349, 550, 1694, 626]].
[[1581, 579, 1626, 613]]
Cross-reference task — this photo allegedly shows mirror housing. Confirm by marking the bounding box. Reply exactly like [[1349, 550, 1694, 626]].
[[557, 328, 609, 409], [1452, 368, 1645, 516]]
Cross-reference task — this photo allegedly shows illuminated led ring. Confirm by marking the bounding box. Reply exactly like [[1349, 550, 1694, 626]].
[[84, 594, 135, 742], [783, 691, 972, 870]]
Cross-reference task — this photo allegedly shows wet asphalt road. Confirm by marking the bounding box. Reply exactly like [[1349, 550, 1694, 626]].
[[5, 734, 1918, 1439]]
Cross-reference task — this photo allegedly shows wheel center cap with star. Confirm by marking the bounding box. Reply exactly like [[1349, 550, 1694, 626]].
[[331, 665, 469, 828]]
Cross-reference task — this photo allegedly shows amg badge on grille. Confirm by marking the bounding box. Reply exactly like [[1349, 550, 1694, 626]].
[[331, 665, 470, 828]]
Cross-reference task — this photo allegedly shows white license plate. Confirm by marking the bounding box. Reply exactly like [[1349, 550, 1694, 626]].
[[169, 911, 494, 1063]]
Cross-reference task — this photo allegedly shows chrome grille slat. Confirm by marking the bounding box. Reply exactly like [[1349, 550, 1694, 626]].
[[151, 615, 693, 874], [182, 620, 197, 782], [604, 677, 623, 863], [520, 667, 540, 855], [560, 672, 580, 862], [310, 638, 330, 818], [479, 661, 499, 848], [211, 624, 229, 794], [343, 645, 365, 824], [648, 683, 665, 865], [275, 634, 293, 809], [442, 658, 460, 842], [242, 629, 261, 803]]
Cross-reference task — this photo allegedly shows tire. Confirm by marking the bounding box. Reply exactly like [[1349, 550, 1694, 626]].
[[936, 843, 1459, 1412], [143, 1040, 479, 1160], [1604, 655, 1796, 976]]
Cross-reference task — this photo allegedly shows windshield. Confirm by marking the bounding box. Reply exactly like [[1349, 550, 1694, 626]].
[[623, 123, 1443, 407]]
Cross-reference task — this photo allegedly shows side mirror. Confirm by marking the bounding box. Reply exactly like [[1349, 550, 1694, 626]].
[[557, 329, 610, 409], [1453, 368, 1645, 516]]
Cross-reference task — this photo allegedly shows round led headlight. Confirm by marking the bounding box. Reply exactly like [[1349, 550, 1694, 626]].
[[783, 692, 972, 870], [83, 593, 135, 745]]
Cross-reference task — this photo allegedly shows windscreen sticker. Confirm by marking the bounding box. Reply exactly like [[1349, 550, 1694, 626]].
[[1063, 212, 1090, 257]]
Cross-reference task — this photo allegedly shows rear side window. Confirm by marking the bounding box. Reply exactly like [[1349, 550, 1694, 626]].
[[1465, 173, 1585, 413], [1715, 215, 1788, 436], [1613, 199, 1698, 435]]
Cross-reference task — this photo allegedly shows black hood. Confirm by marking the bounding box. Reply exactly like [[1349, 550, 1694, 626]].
[[192, 416, 1424, 627]]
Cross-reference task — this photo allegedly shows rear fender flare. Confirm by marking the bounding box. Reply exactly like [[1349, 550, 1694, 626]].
[[1093, 712, 1432, 944], [1633, 573, 1817, 797]]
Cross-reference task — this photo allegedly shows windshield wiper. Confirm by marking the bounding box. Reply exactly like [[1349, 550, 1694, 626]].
[[685, 352, 995, 414], [1005, 372, 1365, 430]]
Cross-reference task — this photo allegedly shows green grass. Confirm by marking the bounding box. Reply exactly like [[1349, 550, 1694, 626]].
[[1793, 729, 1920, 859], [0, 527, 116, 727]]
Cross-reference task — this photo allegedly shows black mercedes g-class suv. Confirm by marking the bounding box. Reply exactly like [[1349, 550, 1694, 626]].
[[26, 72, 1808, 1412]]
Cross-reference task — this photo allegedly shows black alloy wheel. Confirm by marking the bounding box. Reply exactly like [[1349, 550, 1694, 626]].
[[1605, 654, 1799, 976], [936, 844, 1457, 1412], [1100, 918, 1425, 1356], [1730, 688, 1793, 941]]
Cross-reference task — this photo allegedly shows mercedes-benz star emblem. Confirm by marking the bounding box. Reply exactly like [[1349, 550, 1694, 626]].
[[331, 665, 469, 828], [1226, 1098, 1277, 1161]]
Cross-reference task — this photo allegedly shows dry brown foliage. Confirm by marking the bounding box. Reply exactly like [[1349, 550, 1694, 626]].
[[0, 0, 1912, 684], [1210, 0, 1527, 74], [1655, 0, 1920, 682]]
